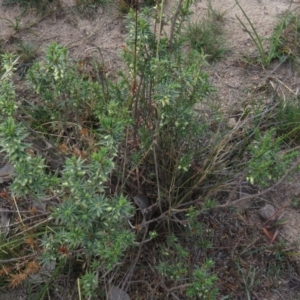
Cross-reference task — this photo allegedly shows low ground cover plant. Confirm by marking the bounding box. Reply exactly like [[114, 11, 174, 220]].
[[185, 1, 228, 61]]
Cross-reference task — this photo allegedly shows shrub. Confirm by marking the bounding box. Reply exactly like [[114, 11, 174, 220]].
[[1, 0, 299, 298], [0, 43, 135, 297]]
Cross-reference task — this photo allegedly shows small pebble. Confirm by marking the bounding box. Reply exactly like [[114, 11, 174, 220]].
[[259, 204, 276, 220], [228, 117, 237, 128]]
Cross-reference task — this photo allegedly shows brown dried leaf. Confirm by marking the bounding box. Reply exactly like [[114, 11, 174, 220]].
[[8, 273, 28, 288], [25, 261, 41, 275]]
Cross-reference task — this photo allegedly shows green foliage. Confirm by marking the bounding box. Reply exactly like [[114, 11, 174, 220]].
[[117, 0, 157, 14], [274, 11, 300, 66], [3, 0, 60, 13], [186, 260, 218, 300], [0, 80, 16, 116], [10, 155, 52, 199], [0, 117, 29, 164], [0, 60, 55, 200], [16, 41, 41, 77], [1, 1, 299, 298], [120, 7, 228, 211], [186, 206, 212, 250], [26, 43, 100, 139], [155, 207, 218, 298], [185, 3, 227, 62], [75, 0, 111, 17], [44, 154, 135, 266], [235, 0, 285, 67], [246, 128, 297, 187], [236, 0, 271, 67], [26, 44, 134, 296], [76, 0, 111, 5], [0, 43, 135, 297], [81, 271, 98, 298], [273, 98, 300, 143], [17, 41, 40, 64], [2, 16, 22, 31], [158, 235, 189, 281], [157, 233, 218, 299], [291, 196, 300, 209], [235, 260, 257, 300], [236, 2, 300, 68], [26, 42, 131, 143], [1, 53, 19, 81]]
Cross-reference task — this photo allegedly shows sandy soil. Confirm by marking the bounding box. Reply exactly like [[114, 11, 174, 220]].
[[194, 0, 300, 110]]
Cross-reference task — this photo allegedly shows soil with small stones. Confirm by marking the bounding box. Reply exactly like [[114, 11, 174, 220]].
[[1, 0, 300, 299]]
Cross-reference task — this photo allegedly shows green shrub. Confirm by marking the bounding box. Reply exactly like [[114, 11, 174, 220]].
[[246, 128, 298, 187], [1, 0, 299, 298], [0, 2, 236, 296], [0, 42, 135, 297]]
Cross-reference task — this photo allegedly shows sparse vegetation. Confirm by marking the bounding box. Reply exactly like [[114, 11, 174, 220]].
[[2, 0, 61, 14], [116, 0, 158, 14], [0, 0, 300, 299], [236, 0, 300, 68], [235, 0, 280, 67], [274, 11, 300, 67], [185, 1, 228, 61]]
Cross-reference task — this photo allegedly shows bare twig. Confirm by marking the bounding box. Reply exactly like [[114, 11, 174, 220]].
[[14, 217, 53, 237], [0, 212, 49, 228], [12, 193, 23, 226], [169, 0, 183, 51], [217, 156, 300, 208], [0, 253, 37, 264], [121, 228, 148, 293], [153, 140, 162, 214], [226, 174, 246, 204], [156, 0, 165, 58]]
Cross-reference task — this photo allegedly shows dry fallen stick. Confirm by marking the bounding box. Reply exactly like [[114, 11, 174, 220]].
[[131, 156, 300, 226], [217, 156, 300, 208], [0, 253, 37, 264]]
